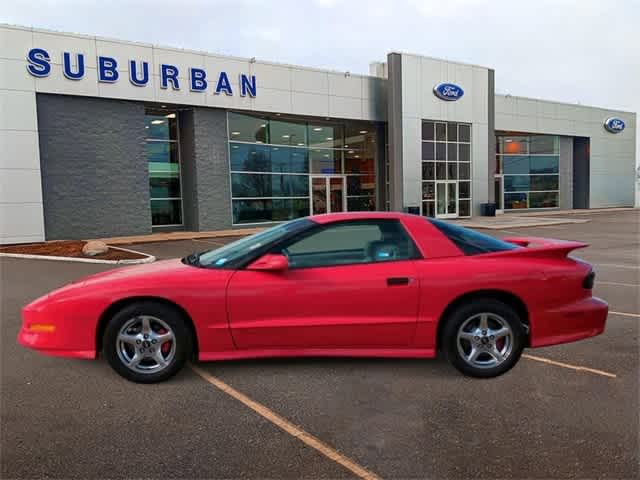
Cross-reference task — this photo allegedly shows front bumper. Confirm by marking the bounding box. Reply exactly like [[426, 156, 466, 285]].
[[18, 303, 96, 359], [529, 296, 608, 348]]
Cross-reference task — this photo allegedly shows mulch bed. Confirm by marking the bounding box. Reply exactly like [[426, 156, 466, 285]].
[[0, 240, 146, 261]]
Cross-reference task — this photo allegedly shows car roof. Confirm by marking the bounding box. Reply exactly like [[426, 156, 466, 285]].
[[310, 212, 418, 224]]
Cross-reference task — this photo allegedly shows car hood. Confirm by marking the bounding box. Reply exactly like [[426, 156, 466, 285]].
[[79, 258, 191, 284]]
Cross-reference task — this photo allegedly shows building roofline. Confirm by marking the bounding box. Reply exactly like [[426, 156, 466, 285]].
[[387, 50, 494, 71], [0, 22, 380, 81], [495, 92, 637, 116]]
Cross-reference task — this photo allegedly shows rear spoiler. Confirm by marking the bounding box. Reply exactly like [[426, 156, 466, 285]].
[[498, 236, 589, 259]]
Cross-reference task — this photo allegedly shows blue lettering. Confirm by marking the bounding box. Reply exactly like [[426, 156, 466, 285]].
[[215, 71, 233, 95], [160, 64, 180, 90], [98, 56, 119, 82], [190, 68, 207, 92], [62, 52, 85, 80], [129, 60, 149, 86], [240, 74, 256, 97], [26, 48, 51, 77]]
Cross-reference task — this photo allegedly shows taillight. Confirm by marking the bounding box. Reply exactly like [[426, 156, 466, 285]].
[[583, 270, 595, 289]]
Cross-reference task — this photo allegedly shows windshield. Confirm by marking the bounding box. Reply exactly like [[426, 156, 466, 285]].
[[196, 218, 313, 268]]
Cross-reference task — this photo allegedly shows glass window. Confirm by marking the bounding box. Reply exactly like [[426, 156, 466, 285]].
[[198, 218, 313, 268], [344, 151, 374, 173], [270, 146, 309, 173], [428, 219, 518, 255], [458, 124, 471, 143], [282, 220, 417, 268], [530, 135, 559, 154], [436, 162, 446, 180], [459, 163, 470, 180], [231, 173, 309, 198], [423, 201, 435, 217], [530, 175, 559, 191], [503, 156, 529, 175], [229, 143, 271, 172], [530, 155, 559, 174], [459, 181, 471, 199], [310, 149, 340, 174], [344, 124, 371, 150], [459, 199, 471, 217], [347, 197, 376, 211], [504, 175, 530, 192], [228, 112, 268, 143], [530, 192, 559, 208], [422, 141, 435, 160], [422, 162, 435, 180], [151, 199, 182, 225], [436, 142, 446, 160], [270, 120, 307, 146], [146, 142, 179, 164], [422, 181, 435, 201], [447, 163, 457, 180], [459, 143, 470, 161], [447, 123, 458, 142], [499, 136, 528, 154], [150, 172, 180, 198], [233, 198, 310, 224], [145, 113, 177, 140], [422, 122, 434, 141], [309, 124, 344, 148], [436, 123, 447, 141], [447, 143, 457, 161], [346, 175, 375, 196], [504, 193, 528, 209]]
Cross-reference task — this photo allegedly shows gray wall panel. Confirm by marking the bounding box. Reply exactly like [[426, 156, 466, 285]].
[[191, 108, 232, 230], [36, 93, 150, 240], [559, 136, 573, 209]]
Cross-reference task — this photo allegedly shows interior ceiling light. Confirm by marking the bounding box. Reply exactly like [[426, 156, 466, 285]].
[[359, 130, 368, 134], [151, 120, 164, 125], [348, 150, 354, 154], [165, 113, 176, 119], [260, 124, 267, 127], [231, 131, 240, 135], [161, 105, 167, 108], [326, 137, 333, 141], [282, 134, 290, 138], [313, 127, 323, 131], [297, 143, 304, 146]]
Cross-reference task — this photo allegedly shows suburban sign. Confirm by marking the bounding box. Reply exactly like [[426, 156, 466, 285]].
[[25, 47, 257, 97], [433, 82, 464, 101], [603, 117, 625, 134]]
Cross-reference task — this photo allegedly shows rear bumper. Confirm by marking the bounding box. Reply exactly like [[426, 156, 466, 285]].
[[530, 296, 608, 348]]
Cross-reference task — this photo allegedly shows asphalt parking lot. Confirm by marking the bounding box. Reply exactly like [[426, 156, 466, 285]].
[[1, 210, 638, 479]]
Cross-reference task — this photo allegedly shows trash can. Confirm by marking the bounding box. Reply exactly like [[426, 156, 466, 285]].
[[480, 203, 497, 217]]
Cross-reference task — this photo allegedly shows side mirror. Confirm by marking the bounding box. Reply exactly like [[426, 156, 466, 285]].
[[247, 253, 289, 271]]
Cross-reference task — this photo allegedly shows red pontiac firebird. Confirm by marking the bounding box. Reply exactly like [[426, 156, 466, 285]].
[[18, 212, 608, 383]]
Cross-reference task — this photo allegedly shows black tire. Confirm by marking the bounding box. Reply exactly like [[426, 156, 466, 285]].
[[103, 301, 191, 383], [442, 298, 525, 378]]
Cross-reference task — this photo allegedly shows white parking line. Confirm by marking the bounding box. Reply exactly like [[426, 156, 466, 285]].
[[609, 311, 640, 318], [595, 263, 640, 270], [597, 281, 639, 287], [190, 365, 382, 480], [522, 354, 617, 378]]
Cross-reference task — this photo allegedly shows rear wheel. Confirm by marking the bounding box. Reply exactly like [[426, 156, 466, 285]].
[[103, 301, 190, 383], [442, 299, 525, 378]]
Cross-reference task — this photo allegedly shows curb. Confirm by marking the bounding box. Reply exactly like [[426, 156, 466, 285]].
[[0, 245, 155, 265]]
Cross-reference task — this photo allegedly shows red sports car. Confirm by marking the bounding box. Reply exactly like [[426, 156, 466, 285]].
[[18, 212, 608, 383]]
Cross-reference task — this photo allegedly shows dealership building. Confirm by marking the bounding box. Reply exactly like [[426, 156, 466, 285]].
[[1, 24, 637, 244]]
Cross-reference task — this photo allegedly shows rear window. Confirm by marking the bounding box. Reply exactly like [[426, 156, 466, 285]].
[[428, 219, 519, 255]]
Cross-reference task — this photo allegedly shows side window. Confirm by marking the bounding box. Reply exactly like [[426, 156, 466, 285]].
[[281, 220, 417, 268]]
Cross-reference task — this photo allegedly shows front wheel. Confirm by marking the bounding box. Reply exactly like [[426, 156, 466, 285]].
[[442, 299, 526, 378], [103, 301, 190, 383]]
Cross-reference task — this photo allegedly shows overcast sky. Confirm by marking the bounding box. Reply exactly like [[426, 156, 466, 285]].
[[3, 0, 639, 164]]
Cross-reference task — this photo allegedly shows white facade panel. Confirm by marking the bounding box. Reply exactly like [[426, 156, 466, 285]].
[[0, 130, 41, 170], [0, 169, 43, 204], [291, 68, 329, 95], [0, 58, 37, 91], [0, 204, 45, 243], [34, 66, 100, 97], [291, 91, 328, 117], [0, 25, 33, 60], [32, 30, 98, 68], [328, 95, 362, 119], [0, 89, 39, 131]]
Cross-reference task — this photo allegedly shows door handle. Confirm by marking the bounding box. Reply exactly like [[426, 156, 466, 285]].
[[387, 277, 410, 286]]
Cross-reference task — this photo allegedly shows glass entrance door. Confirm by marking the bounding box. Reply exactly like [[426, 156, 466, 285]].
[[435, 181, 458, 218], [310, 175, 346, 215]]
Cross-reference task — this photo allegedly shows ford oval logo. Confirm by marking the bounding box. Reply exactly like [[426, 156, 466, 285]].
[[604, 117, 625, 133], [433, 83, 464, 101]]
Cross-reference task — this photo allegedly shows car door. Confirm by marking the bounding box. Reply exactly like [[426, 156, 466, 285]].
[[226, 219, 421, 349]]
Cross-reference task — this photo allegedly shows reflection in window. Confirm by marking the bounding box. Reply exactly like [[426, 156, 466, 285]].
[[233, 198, 310, 224], [228, 112, 377, 223], [146, 109, 182, 227], [497, 133, 560, 210]]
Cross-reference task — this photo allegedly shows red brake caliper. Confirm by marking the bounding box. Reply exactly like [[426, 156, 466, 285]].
[[158, 328, 171, 354]]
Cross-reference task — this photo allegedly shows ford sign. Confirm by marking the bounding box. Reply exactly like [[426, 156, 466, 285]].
[[604, 117, 625, 134], [433, 83, 464, 101]]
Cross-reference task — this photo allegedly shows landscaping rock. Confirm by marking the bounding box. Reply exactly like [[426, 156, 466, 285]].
[[82, 240, 109, 256]]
